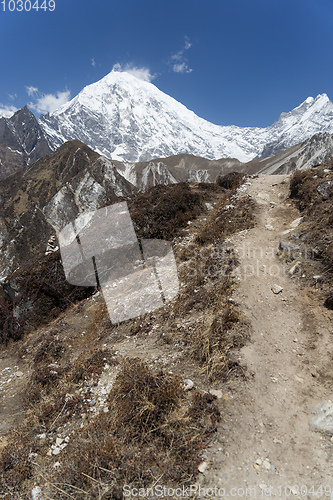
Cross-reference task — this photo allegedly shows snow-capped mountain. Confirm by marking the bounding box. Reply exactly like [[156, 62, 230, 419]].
[[38, 71, 333, 164], [39, 71, 264, 163], [260, 94, 333, 158]]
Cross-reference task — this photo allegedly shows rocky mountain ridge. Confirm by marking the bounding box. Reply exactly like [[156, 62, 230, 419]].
[[1, 130, 333, 279], [0, 106, 52, 179]]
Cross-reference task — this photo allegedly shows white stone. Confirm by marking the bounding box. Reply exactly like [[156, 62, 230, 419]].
[[311, 400, 333, 433], [290, 217, 303, 228], [198, 461, 208, 473], [271, 284, 283, 294], [210, 389, 223, 399], [32, 486, 42, 500], [183, 379, 194, 390]]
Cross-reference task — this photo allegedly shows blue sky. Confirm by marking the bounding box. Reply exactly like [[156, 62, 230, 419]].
[[1, 0, 333, 127]]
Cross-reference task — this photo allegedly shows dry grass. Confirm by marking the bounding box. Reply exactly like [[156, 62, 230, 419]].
[[194, 193, 255, 246], [0, 358, 220, 498], [289, 164, 333, 303], [47, 359, 220, 499], [0, 251, 96, 344], [0, 179, 254, 497], [216, 172, 246, 190], [162, 187, 254, 382]]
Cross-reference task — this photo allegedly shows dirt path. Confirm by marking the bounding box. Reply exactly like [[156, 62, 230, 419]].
[[203, 175, 333, 499]]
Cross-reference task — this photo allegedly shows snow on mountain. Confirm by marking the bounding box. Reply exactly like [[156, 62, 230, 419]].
[[260, 94, 333, 158], [38, 71, 264, 163], [38, 71, 333, 164]]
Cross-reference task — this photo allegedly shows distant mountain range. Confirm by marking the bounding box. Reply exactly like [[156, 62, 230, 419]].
[[2, 130, 333, 279], [38, 71, 333, 163], [1, 71, 333, 180]]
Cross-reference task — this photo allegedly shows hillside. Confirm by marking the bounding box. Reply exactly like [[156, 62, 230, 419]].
[[0, 166, 332, 497]]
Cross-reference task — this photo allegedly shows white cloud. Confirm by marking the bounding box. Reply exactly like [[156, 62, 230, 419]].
[[8, 93, 17, 100], [172, 62, 193, 74], [112, 62, 156, 82], [170, 37, 193, 74], [26, 85, 39, 96], [91, 57, 96, 67], [29, 90, 71, 114], [0, 104, 18, 118], [184, 36, 192, 50]]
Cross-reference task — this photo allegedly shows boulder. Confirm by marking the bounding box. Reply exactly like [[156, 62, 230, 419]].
[[279, 241, 301, 252], [317, 181, 332, 200], [310, 401, 333, 433]]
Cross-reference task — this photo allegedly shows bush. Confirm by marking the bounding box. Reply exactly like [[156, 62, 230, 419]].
[[47, 358, 220, 498], [216, 172, 245, 190], [0, 251, 96, 343], [126, 183, 203, 240]]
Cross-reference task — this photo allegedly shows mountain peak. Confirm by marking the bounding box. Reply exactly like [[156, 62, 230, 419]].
[[38, 71, 333, 163]]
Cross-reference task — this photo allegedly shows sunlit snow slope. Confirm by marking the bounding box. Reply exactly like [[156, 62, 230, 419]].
[[39, 71, 333, 163]]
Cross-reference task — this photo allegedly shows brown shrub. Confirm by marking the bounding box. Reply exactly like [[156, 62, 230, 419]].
[[0, 251, 96, 343], [191, 305, 250, 381], [0, 431, 33, 492], [289, 167, 333, 272], [216, 172, 246, 190], [126, 183, 203, 240], [195, 193, 255, 246], [46, 358, 220, 498]]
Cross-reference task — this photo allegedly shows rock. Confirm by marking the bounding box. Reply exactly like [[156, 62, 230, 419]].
[[317, 181, 332, 200], [259, 484, 268, 491], [310, 400, 333, 433], [183, 379, 194, 391], [255, 458, 262, 465], [273, 438, 282, 444], [205, 203, 214, 210], [210, 389, 223, 399], [300, 232, 310, 241], [31, 486, 42, 500], [279, 241, 301, 252], [290, 231, 300, 240], [289, 261, 302, 276], [262, 460, 271, 470], [198, 461, 208, 473], [294, 375, 304, 383], [37, 433, 46, 440], [290, 217, 304, 228], [265, 224, 274, 231], [271, 284, 283, 294], [55, 437, 63, 446]]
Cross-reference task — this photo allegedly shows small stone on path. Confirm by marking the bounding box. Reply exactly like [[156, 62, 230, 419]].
[[271, 284, 283, 294]]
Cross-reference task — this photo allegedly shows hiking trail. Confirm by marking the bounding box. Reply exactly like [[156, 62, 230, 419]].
[[203, 175, 333, 498]]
